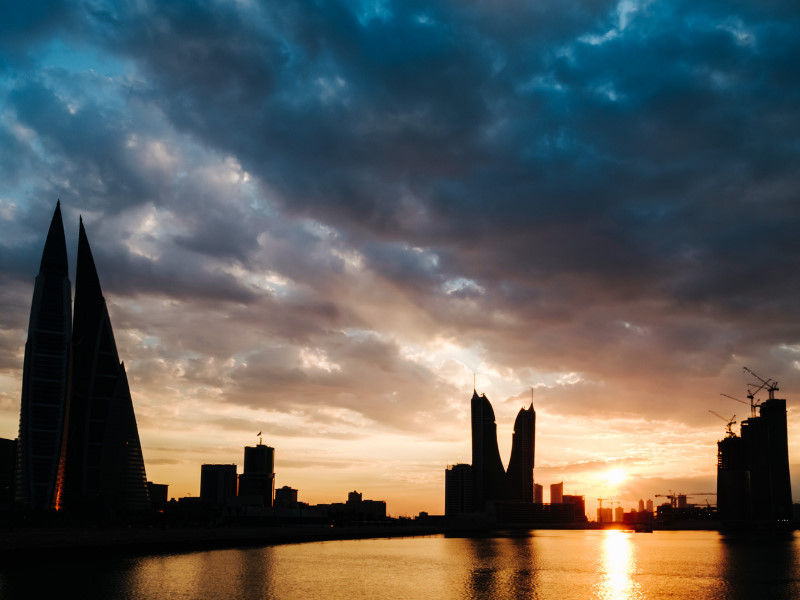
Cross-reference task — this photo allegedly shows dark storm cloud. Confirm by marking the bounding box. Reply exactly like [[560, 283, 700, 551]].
[[82, 0, 799, 317], [3, 0, 800, 435]]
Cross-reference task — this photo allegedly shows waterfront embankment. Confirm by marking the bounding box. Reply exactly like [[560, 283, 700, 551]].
[[0, 523, 447, 563]]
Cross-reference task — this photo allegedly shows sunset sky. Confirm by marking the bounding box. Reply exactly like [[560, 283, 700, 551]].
[[2, 0, 800, 518]]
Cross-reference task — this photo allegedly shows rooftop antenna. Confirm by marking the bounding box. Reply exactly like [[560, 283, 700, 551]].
[[257, 431, 262, 445], [473, 372, 476, 392]]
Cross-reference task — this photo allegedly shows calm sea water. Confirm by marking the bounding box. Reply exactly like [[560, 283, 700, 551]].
[[1, 529, 799, 599]]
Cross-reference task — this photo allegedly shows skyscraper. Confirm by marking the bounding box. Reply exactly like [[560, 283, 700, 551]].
[[471, 390, 509, 509], [200, 464, 238, 506], [716, 433, 749, 522], [716, 390, 792, 527], [238, 442, 275, 507], [550, 481, 563, 504], [533, 482, 543, 504], [16, 202, 72, 510], [506, 403, 535, 502], [445, 463, 474, 518], [740, 397, 792, 522], [61, 219, 150, 514]]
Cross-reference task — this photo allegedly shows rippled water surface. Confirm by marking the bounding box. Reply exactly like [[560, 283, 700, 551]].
[[2, 529, 799, 599]]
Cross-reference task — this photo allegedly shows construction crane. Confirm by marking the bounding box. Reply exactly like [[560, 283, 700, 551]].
[[655, 491, 716, 508], [720, 393, 758, 419], [743, 366, 779, 401], [597, 498, 612, 523], [708, 410, 736, 437]]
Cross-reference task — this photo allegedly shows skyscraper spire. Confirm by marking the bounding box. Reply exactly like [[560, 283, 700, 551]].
[[39, 200, 69, 275], [16, 201, 72, 510]]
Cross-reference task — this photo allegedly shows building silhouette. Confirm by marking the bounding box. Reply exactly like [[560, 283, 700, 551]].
[[597, 507, 613, 523], [533, 482, 543, 504], [445, 463, 474, 518], [15, 202, 72, 510], [61, 219, 150, 514], [1, 438, 17, 511], [446, 389, 543, 517], [506, 404, 535, 502], [550, 482, 563, 504], [200, 464, 238, 507], [345, 490, 386, 519], [562, 495, 587, 522], [614, 505, 624, 523], [471, 390, 510, 509], [238, 442, 274, 507], [717, 393, 793, 527], [146, 481, 169, 510], [15, 204, 150, 516], [274, 485, 298, 509]]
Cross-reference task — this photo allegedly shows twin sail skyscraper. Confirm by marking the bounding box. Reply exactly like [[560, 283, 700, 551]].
[[16, 202, 149, 514], [446, 388, 536, 518]]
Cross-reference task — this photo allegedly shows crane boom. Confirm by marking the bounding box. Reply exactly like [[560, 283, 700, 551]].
[[720, 393, 756, 418], [709, 410, 736, 436], [743, 366, 779, 400]]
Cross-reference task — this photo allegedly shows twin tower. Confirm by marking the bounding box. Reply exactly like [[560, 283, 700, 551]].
[[446, 389, 535, 516], [16, 202, 149, 514]]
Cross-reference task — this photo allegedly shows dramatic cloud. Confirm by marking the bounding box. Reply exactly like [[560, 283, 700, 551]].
[[1, 0, 799, 515]]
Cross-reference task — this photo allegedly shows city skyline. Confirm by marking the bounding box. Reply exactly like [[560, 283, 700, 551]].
[[2, 1, 800, 517]]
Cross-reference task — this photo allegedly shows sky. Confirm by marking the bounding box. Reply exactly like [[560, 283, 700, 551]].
[[1, 0, 800, 518]]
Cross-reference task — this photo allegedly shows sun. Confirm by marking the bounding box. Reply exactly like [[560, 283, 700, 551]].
[[605, 468, 627, 486]]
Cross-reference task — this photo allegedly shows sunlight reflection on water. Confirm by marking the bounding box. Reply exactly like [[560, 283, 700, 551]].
[[1, 530, 799, 599], [597, 529, 643, 600]]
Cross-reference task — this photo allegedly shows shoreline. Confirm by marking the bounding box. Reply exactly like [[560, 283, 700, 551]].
[[0, 524, 447, 564], [3, 521, 785, 564]]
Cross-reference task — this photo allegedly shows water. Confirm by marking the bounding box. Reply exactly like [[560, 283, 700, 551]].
[[1, 529, 799, 599]]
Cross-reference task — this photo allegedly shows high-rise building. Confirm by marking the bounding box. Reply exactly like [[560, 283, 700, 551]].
[[61, 219, 150, 514], [200, 464, 238, 506], [614, 505, 624, 523], [16, 203, 72, 511], [646, 499, 654, 513], [717, 393, 793, 527], [238, 442, 275, 506], [146, 482, 169, 510], [533, 483, 543, 504], [638, 499, 645, 512], [16, 206, 151, 516], [506, 403, 535, 502], [550, 482, 563, 504], [717, 433, 749, 522], [562, 495, 586, 522], [598, 507, 613, 523], [744, 398, 792, 522], [445, 463, 474, 518], [471, 390, 509, 509]]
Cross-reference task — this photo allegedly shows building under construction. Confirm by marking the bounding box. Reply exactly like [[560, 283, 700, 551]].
[[716, 371, 792, 529]]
